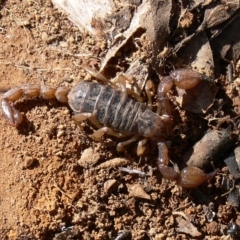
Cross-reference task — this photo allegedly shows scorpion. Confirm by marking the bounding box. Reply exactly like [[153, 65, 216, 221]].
[[1, 67, 217, 188]]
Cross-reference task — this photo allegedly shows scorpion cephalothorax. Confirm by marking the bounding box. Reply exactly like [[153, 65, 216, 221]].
[[1, 68, 218, 188]]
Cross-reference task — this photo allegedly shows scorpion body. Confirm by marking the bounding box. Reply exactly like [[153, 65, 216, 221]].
[[68, 81, 163, 139], [1, 68, 218, 188]]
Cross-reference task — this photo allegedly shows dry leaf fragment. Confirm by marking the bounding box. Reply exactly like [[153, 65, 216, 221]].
[[198, 1, 240, 32], [210, 16, 240, 63], [78, 147, 101, 167], [128, 183, 151, 200], [176, 79, 218, 114], [178, 32, 214, 77], [104, 179, 118, 194], [52, 0, 114, 37], [52, 0, 173, 71], [188, 0, 215, 10], [184, 128, 234, 169], [175, 217, 202, 237]]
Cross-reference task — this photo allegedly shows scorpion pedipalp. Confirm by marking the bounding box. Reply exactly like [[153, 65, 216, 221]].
[[156, 69, 217, 188], [157, 130, 218, 188]]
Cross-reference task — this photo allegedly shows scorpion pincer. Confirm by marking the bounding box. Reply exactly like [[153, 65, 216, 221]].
[[1, 68, 218, 188]]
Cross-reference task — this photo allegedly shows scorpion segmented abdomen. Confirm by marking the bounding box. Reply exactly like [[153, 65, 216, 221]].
[[93, 84, 151, 136], [100, 87, 123, 127], [68, 81, 162, 137], [94, 84, 115, 124]]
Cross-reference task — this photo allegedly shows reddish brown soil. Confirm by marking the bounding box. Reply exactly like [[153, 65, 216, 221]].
[[0, 1, 239, 240]]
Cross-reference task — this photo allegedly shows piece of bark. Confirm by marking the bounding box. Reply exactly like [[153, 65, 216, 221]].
[[184, 128, 234, 170], [197, 0, 240, 32], [51, 0, 115, 37], [211, 16, 240, 63], [128, 183, 151, 200], [52, 0, 173, 71], [175, 217, 202, 237]]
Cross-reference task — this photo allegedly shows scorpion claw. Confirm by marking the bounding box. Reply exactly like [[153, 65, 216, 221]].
[[170, 68, 204, 89], [177, 167, 218, 188], [158, 164, 218, 188], [157, 141, 218, 188]]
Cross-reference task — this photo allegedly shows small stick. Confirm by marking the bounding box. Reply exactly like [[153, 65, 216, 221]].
[[118, 167, 146, 178]]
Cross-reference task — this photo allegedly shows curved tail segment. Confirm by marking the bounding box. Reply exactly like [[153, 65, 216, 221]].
[[1, 84, 70, 127]]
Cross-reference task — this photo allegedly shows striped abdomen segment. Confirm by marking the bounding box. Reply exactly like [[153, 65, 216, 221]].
[[68, 82, 160, 137]]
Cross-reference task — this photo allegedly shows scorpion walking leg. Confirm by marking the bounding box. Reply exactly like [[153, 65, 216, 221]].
[[89, 116, 104, 129], [137, 138, 148, 156], [115, 73, 143, 102], [82, 61, 108, 82], [72, 112, 106, 140], [73, 112, 94, 122], [89, 117, 126, 139], [145, 80, 154, 110], [73, 112, 126, 140], [117, 136, 139, 152], [83, 63, 143, 102], [91, 127, 125, 141], [82, 63, 117, 89]]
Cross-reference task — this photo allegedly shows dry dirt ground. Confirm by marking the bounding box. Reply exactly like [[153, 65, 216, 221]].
[[0, 1, 240, 240]]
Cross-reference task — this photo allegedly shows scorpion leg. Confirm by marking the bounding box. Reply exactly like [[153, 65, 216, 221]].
[[89, 116, 104, 129], [89, 116, 127, 139], [145, 80, 154, 110], [115, 73, 143, 102], [137, 138, 148, 156], [90, 127, 108, 140], [83, 63, 143, 102], [73, 112, 125, 140], [91, 127, 124, 141], [72, 112, 105, 140], [117, 136, 139, 152], [72, 112, 94, 122], [82, 62, 110, 83], [82, 63, 119, 91]]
